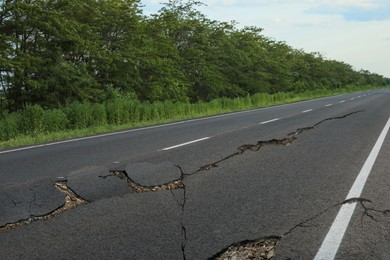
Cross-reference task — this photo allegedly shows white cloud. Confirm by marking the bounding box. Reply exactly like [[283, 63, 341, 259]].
[[335, 0, 378, 9], [305, 0, 379, 9], [305, 0, 390, 21], [222, 0, 236, 5]]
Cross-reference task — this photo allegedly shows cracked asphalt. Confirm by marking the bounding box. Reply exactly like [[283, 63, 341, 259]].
[[1, 89, 390, 259]]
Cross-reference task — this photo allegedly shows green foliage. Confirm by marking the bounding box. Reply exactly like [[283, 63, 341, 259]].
[[63, 102, 96, 129], [90, 103, 108, 127], [20, 105, 44, 136], [44, 62, 102, 107], [0, 113, 22, 141], [43, 109, 69, 133], [105, 98, 131, 125], [0, 0, 388, 115]]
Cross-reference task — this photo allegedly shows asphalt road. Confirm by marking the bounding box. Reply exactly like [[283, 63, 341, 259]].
[[1, 89, 390, 259]]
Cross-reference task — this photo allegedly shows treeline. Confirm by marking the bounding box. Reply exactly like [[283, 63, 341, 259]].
[[1, 0, 389, 113]]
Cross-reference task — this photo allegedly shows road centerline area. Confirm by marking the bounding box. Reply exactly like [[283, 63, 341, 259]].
[[160, 137, 211, 151], [314, 115, 390, 260], [302, 109, 313, 113], [325, 104, 333, 107], [259, 118, 280, 125]]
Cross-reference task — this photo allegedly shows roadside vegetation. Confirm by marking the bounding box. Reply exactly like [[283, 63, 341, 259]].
[[1, 0, 389, 149], [0, 85, 382, 150]]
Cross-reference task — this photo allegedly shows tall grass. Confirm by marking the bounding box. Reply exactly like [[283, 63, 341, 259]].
[[0, 85, 382, 149]]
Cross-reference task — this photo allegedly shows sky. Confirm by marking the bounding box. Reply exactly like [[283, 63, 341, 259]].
[[140, 0, 390, 78]]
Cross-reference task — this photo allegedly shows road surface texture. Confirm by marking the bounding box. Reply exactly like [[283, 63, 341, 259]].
[[1, 89, 389, 259]]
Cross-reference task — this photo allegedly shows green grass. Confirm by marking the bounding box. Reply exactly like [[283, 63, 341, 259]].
[[0, 85, 384, 150]]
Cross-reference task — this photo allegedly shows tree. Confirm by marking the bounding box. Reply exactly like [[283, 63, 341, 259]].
[[0, 0, 388, 112]]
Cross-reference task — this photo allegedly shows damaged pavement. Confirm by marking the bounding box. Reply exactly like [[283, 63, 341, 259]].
[[1, 92, 390, 259]]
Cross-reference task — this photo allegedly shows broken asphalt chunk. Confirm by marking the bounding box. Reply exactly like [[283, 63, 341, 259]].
[[0, 177, 65, 228], [125, 162, 182, 187], [67, 166, 133, 202]]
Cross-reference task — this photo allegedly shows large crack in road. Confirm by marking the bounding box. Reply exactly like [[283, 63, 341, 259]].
[[0, 181, 88, 232], [211, 236, 281, 260], [188, 111, 364, 175], [209, 197, 390, 260], [343, 197, 390, 224], [3, 110, 386, 259]]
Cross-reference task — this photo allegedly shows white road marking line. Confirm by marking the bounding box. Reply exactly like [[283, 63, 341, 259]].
[[160, 137, 210, 151], [325, 104, 333, 107], [259, 118, 280, 125], [314, 116, 390, 260], [302, 109, 313, 113], [350, 98, 355, 100], [339, 100, 346, 103], [358, 96, 362, 98]]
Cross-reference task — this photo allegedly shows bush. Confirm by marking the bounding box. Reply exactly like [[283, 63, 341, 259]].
[[90, 103, 107, 127], [252, 93, 272, 107], [64, 102, 94, 129], [0, 113, 22, 141], [128, 100, 142, 123], [42, 109, 69, 133], [105, 98, 130, 125], [20, 105, 44, 136], [139, 101, 152, 122]]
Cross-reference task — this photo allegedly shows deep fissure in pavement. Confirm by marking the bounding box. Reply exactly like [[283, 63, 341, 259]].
[[209, 197, 390, 259], [4, 111, 383, 259], [100, 168, 185, 193], [189, 110, 364, 175], [210, 236, 281, 260], [287, 197, 390, 234], [343, 197, 390, 223], [100, 111, 366, 259], [101, 167, 189, 259], [0, 181, 88, 233], [180, 183, 188, 260]]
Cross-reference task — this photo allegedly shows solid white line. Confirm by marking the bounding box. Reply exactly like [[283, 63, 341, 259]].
[[314, 116, 390, 260], [259, 118, 280, 125], [161, 137, 210, 151], [325, 104, 333, 107], [302, 109, 313, 113]]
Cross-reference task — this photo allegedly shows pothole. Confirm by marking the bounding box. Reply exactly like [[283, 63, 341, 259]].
[[211, 237, 281, 260], [129, 180, 184, 193], [51, 181, 89, 214], [109, 171, 184, 193]]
